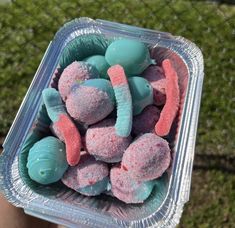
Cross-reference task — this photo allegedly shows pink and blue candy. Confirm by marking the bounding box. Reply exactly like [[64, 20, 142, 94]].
[[107, 65, 132, 137], [62, 154, 109, 196], [42, 88, 81, 166], [66, 79, 115, 125], [110, 166, 155, 204]]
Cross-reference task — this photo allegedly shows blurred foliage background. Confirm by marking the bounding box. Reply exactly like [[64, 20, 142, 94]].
[[0, 0, 234, 227]]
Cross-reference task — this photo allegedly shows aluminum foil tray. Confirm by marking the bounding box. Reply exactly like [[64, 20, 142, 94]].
[[0, 18, 204, 228]]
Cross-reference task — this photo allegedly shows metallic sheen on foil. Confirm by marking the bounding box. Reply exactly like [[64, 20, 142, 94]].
[[0, 17, 204, 228]]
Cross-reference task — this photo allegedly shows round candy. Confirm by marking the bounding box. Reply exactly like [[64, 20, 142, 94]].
[[58, 61, 99, 101], [84, 55, 110, 79], [132, 105, 160, 135], [122, 133, 171, 181], [27, 136, 68, 185], [85, 118, 132, 163], [128, 77, 153, 115], [110, 166, 155, 204], [143, 65, 166, 106], [105, 39, 155, 75], [62, 154, 109, 196], [66, 84, 114, 125]]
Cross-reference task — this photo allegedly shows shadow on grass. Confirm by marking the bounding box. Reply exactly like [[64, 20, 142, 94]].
[[198, 0, 235, 5], [193, 153, 235, 173]]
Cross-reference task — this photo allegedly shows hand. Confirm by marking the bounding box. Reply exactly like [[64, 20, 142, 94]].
[[0, 193, 64, 228]]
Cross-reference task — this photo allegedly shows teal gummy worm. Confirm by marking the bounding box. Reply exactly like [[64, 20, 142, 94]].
[[42, 88, 67, 122], [107, 65, 132, 137], [42, 88, 81, 166]]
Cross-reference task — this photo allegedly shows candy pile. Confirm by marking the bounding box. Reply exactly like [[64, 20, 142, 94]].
[[26, 36, 180, 204]]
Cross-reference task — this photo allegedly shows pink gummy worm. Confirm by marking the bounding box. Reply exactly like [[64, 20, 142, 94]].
[[54, 114, 81, 166], [155, 59, 180, 136], [107, 65, 128, 86]]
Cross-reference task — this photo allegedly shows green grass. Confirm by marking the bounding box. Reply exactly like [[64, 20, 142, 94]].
[[180, 169, 235, 228], [0, 0, 234, 227]]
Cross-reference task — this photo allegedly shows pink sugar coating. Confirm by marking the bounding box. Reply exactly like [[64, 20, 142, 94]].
[[51, 123, 64, 141], [54, 114, 81, 166], [66, 86, 114, 125], [85, 118, 132, 163], [121, 133, 171, 182], [62, 153, 109, 189], [51, 123, 87, 151], [155, 59, 180, 136], [143, 65, 166, 106], [132, 105, 160, 135], [107, 64, 128, 86], [110, 166, 146, 204], [58, 61, 97, 101]]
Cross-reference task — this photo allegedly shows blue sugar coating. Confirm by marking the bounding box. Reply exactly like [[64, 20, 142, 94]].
[[27, 136, 68, 185], [105, 39, 155, 75], [59, 34, 112, 71], [42, 88, 66, 122], [81, 79, 115, 104], [134, 180, 155, 203], [113, 86, 132, 137], [128, 77, 153, 115], [84, 55, 110, 79], [76, 176, 109, 196]]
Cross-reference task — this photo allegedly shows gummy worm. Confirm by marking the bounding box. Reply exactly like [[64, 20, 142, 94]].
[[42, 88, 81, 166], [107, 65, 132, 137], [155, 59, 180, 136]]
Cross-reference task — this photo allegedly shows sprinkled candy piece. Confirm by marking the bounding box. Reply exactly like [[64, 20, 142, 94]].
[[110, 166, 155, 204], [58, 61, 99, 101], [84, 55, 110, 79], [27, 136, 68, 185], [42, 88, 81, 166], [105, 39, 155, 75], [62, 154, 109, 196], [155, 59, 180, 136], [85, 118, 132, 163], [128, 76, 153, 115], [66, 80, 115, 125], [107, 65, 132, 137], [132, 105, 160, 135], [81, 79, 115, 104], [122, 133, 171, 182], [143, 65, 166, 106]]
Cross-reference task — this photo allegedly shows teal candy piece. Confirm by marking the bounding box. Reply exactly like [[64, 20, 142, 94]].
[[27, 136, 68, 185], [42, 88, 66, 122], [76, 177, 109, 196], [59, 34, 111, 71], [84, 55, 110, 79], [114, 86, 132, 137], [135, 180, 156, 203], [81, 79, 115, 104], [19, 130, 45, 189], [19, 104, 52, 188], [35, 104, 51, 131], [128, 77, 153, 115], [105, 39, 155, 75]]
